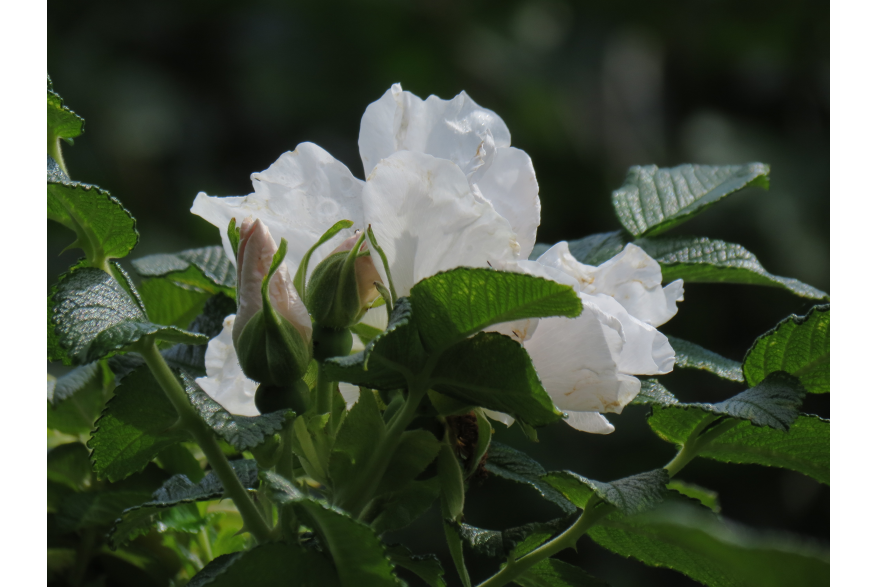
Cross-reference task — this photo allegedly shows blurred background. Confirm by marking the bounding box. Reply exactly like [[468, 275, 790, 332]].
[[48, 0, 829, 585]]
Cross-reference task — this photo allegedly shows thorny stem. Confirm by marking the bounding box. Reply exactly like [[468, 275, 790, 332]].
[[139, 340, 272, 544]]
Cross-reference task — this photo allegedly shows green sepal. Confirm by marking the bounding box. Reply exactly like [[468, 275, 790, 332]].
[[543, 469, 669, 515], [227, 218, 241, 259], [47, 156, 139, 267], [410, 267, 582, 352], [108, 460, 259, 549], [234, 238, 312, 385], [637, 236, 828, 300], [52, 266, 207, 365], [743, 305, 830, 393], [132, 245, 236, 299], [612, 163, 770, 237], [437, 440, 465, 523], [484, 442, 576, 515], [293, 219, 354, 301]]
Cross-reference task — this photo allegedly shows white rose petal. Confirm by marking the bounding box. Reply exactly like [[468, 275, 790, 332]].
[[564, 411, 616, 434], [523, 300, 641, 415], [192, 142, 365, 275], [196, 315, 259, 417], [362, 151, 520, 296]]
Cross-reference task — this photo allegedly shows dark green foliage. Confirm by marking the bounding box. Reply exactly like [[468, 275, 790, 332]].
[[612, 163, 770, 237], [485, 443, 576, 515], [52, 266, 206, 364], [743, 305, 830, 393], [410, 267, 582, 352], [637, 237, 827, 299]]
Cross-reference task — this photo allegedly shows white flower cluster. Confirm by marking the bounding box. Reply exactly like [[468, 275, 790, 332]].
[[192, 84, 683, 433]]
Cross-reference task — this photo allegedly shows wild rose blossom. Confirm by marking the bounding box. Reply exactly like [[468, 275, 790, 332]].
[[191, 84, 682, 431]]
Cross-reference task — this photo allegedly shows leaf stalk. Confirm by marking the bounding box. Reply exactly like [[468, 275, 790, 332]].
[[139, 339, 273, 544]]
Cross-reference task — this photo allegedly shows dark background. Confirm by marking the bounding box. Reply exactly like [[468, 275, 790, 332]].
[[48, 0, 829, 585]]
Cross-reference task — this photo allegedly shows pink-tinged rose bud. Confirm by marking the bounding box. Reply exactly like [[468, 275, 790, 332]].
[[329, 233, 382, 309], [234, 218, 312, 346], [233, 218, 312, 386], [305, 230, 384, 329]]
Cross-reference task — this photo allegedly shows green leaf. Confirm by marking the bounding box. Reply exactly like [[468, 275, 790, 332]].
[[410, 268, 582, 352], [431, 333, 561, 427], [290, 503, 401, 587], [515, 559, 609, 587], [47, 372, 106, 435], [377, 429, 442, 496], [139, 277, 211, 328], [695, 414, 829, 485], [186, 542, 341, 587], [648, 372, 806, 435], [629, 379, 679, 407], [47, 77, 84, 140], [368, 477, 441, 534], [47, 156, 139, 264], [52, 266, 207, 364], [181, 372, 290, 450], [636, 237, 827, 299], [456, 517, 574, 560], [47, 443, 92, 490], [563, 231, 627, 265], [109, 460, 258, 548], [56, 490, 153, 533], [587, 499, 829, 587], [666, 336, 743, 382], [324, 298, 423, 389], [743, 305, 830, 393], [612, 163, 770, 238], [156, 444, 204, 482], [48, 361, 101, 405], [385, 544, 446, 587], [329, 388, 386, 492], [667, 480, 721, 513], [543, 469, 668, 515], [484, 443, 576, 515], [351, 322, 384, 345], [89, 366, 189, 482], [110, 293, 236, 379], [132, 246, 236, 298]]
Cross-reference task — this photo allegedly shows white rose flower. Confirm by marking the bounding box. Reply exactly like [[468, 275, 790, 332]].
[[488, 242, 684, 434], [196, 315, 259, 417], [190, 84, 682, 427]]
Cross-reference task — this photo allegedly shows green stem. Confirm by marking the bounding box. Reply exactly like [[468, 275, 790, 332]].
[[664, 416, 740, 478], [477, 501, 611, 587], [48, 129, 69, 176], [139, 340, 272, 544], [197, 526, 214, 563], [337, 386, 426, 516], [276, 422, 298, 540]]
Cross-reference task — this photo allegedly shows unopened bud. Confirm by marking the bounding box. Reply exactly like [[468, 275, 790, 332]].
[[232, 218, 312, 385], [305, 231, 382, 329]]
